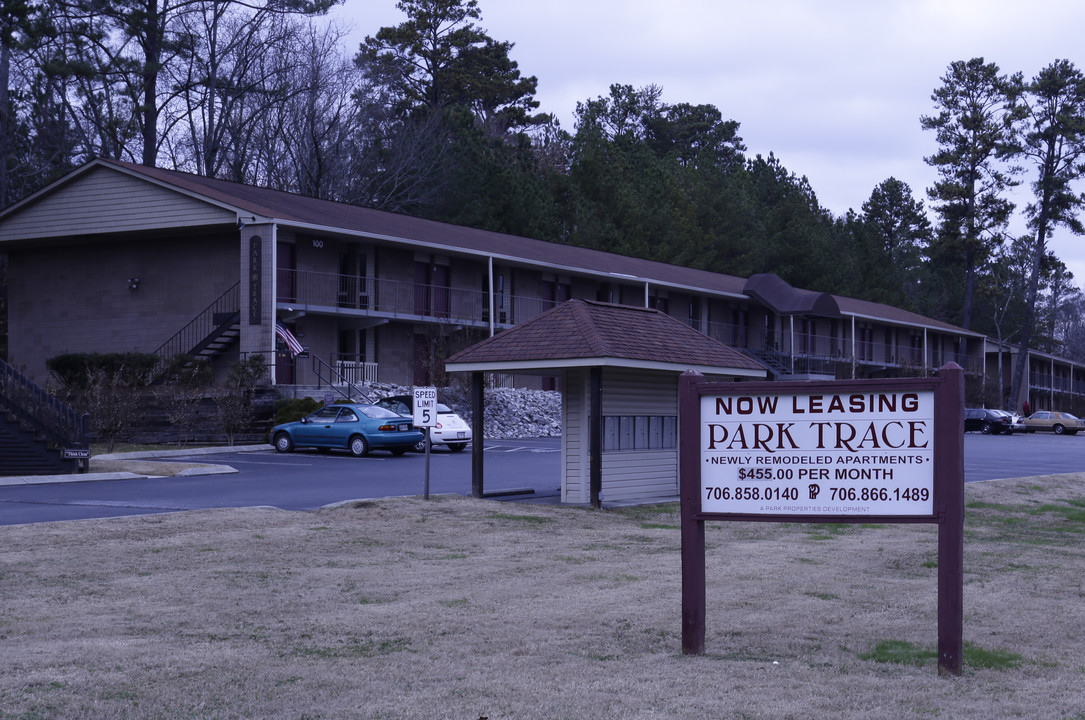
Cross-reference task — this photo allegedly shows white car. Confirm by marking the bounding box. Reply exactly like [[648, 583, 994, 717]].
[[991, 409, 1026, 434], [374, 395, 473, 452]]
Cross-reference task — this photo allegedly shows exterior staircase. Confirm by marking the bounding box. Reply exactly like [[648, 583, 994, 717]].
[[155, 283, 241, 369], [748, 348, 793, 378], [0, 418, 80, 475], [0, 358, 88, 476]]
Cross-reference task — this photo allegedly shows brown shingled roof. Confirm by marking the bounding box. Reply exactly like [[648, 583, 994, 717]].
[[744, 273, 840, 317], [92, 159, 751, 299], [446, 299, 766, 376], [1, 158, 980, 338]]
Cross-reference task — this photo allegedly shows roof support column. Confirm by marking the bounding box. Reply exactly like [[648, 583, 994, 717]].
[[789, 315, 795, 373], [487, 257, 495, 337], [240, 223, 276, 381], [851, 315, 857, 379], [924, 328, 928, 376], [471, 371, 485, 498], [589, 366, 603, 509]]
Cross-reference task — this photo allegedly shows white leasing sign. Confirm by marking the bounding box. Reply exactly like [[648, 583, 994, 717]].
[[699, 390, 935, 516]]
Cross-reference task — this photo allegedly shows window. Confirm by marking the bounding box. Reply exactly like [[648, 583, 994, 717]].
[[729, 307, 748, 346], [909, 333, 923, 363], [858, 326, 874, 361], [603, 416, 677, 451], [799, 318, 815, 354], [311, 407, 340, 421], [688, 298, 701, 331]]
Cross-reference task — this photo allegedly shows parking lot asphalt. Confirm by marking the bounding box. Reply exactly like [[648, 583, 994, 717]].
[[0, 445, 270, 487], [2, 432, 1083, 489]]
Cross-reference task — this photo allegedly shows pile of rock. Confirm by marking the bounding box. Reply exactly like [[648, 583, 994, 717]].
[[363, 383, 562, 440]]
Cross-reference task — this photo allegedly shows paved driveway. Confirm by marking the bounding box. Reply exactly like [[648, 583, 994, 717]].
[[1, 433, 1083, 526]]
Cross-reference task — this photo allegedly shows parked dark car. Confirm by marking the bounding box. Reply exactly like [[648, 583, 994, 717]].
[[375, 395, 473, 452], [271, 404, 424, 456], [964, 408, 1013, 435]]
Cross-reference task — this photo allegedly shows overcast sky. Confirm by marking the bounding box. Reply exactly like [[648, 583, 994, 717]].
[[331, 0, 1085, 285]]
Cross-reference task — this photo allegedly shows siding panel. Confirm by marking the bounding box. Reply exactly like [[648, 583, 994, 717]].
[[597, 368, 681, 503], [602, 368, 677, 415], [562, 370, 586, 503], [0, 167, 235, 242], [602, 451, 678, 500]]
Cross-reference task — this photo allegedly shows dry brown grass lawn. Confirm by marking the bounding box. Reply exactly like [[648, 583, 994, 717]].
[[2, 474, 1084, 720]]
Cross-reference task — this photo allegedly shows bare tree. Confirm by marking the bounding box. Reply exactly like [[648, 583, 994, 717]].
[[251, 19, 362, 198]]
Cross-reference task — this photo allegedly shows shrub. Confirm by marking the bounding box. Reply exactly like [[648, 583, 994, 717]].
[[47, 352, 159, 389], [273, 397, 321, 426]]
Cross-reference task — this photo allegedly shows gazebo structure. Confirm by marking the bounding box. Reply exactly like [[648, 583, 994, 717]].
[[445, 299, 767, 507]]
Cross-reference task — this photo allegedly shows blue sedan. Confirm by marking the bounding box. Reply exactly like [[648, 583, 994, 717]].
[[271, 404, 424, 457]]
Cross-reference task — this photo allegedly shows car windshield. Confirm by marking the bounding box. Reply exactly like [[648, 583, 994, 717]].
[[437, 404, 453, 413], [360, 405, 403, 419]]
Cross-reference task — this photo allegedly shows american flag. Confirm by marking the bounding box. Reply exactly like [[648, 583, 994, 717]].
[[275, 323, 305, 357]]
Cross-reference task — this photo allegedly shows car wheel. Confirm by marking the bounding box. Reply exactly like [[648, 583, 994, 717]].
[[273, 432, 294, 453], [1054, 424, 1065, 435], [349, 435, 370, 457], [448, 443, 467, 452], [980, 422, 993, 435], [390, 447, 408, 456]]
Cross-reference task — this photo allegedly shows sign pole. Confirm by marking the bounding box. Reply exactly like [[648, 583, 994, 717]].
[[424, 428, 431, 500], [679, 371, 706, 654], [935, 363, 965, 676], [413, 386, 438, 501]]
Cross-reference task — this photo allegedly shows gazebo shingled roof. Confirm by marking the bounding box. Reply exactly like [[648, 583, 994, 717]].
[[445, 299, 766, 375]]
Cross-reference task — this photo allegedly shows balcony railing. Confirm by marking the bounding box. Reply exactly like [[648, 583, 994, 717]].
[[1029, 371, 1085, 396], [280, 268, 989, 378], [334, 357, 379, 385], [280, 270, 554, 327]]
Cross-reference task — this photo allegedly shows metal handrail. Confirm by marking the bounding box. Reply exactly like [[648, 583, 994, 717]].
[[155, 282, 241, 359], [308, 354, 374, 404], [0, 357, 89, 455]]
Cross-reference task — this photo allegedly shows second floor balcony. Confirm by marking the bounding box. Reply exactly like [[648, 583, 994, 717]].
[[278, 269, 554, 328], [278, 268, 985, 377]]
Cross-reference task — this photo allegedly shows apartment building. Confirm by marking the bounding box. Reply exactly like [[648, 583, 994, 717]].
[[0, 158, 1064, 414]]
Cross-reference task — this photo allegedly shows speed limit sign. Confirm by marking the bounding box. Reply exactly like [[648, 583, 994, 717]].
[[413, 386, 438, 427]]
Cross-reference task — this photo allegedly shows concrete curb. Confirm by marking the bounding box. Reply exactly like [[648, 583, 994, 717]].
[[0, 445, 272, 487]]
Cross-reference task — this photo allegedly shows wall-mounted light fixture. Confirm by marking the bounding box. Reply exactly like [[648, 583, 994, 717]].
[[127, 277, 141, 291], [237, 215, 257, 230]]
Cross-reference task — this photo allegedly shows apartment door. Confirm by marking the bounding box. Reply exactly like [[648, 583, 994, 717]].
[[276, 243, 296, 302], [414, 261, 450, 318]]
